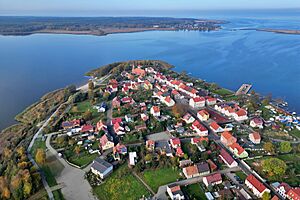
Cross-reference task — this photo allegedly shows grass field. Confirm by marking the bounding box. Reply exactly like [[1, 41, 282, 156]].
[[235, 171, 247, 181], [214, 88, 233, 96], [93, 165, 150, 200], [141, 167, 181, 192], [67, 151, 98, 167], [183, 183, 206, 200], [30, 138, 46, 154], [290, 128, 300, 138]]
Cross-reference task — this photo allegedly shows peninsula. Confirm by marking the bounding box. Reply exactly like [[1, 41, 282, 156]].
[[1, 60, 300, 200], [0, 16, 225, 36]]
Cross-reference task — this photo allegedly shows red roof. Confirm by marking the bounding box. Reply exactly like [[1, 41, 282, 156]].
[[171, 138, 181, 146], [176, 147, 184, 156], [204, 173, 222, 184], [228, 142, 245, 155], [246, 175, 267, 193], [219, 148, 235, 165], [198, 110, 209, 117], [111, 118, 122, 124], [100, 134, 113, 147], [192, 121, 207, 132], [172, 89, 179, 95], [206, 96, 217, 102], [81, 124, 94, 132], [251, 132, 261, 140], [152, 106, 160, 113], [192, 137, 208, 144], [287, 188, 300, 199], [164, 96, 172, 103], [193, 96, 205, 102], [236, 109, 247, 117], [210, 121, 221, 130]]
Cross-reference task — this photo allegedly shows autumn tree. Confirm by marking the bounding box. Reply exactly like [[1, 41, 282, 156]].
[[262, 158, 286, 177], [172, 104, 187, 119], [35, 148, 46, 165], [83, 110, 93, 121], [16, 146, 25, 157], [23, 182, 32, 198], [2, 186, 11, 199], [74, 146, 81, 156], [262, 192, 271, 200], [103, 92, 110, 100], [88, 81, 95, 100], [280, 141, 292, 153], [264, 142, 275, 154]]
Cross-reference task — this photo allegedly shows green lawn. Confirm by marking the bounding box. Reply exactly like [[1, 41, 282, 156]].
[[53, 190, 65, 200], [183, 183, 206, 200], [290, 129, 300, 139], [30, 138, 46, 155], [93, 165, 150, 200], [235, 171, 247, 181], [68, 152, 98, 167], [214, 88, 233, 96], [141, 167, 181, 192]]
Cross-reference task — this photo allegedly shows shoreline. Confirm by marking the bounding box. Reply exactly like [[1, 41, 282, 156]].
[[240, 28, 300, 35]]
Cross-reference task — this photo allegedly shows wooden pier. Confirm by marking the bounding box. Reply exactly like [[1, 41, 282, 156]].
[[236, 84, 252, 95]]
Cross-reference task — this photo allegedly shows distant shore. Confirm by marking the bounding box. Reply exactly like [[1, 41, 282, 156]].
[[242, 28, 300, 35]]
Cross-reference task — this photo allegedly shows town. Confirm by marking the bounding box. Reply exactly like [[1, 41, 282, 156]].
[[30, 60, 300, 200]]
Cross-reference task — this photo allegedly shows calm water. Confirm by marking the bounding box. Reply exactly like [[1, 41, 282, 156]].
[[0, 11, 300, 130]]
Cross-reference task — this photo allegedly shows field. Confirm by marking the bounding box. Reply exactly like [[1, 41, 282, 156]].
[[93, 165, 150, 200], [141, 167, 181, 192], [65, 149, 98, 167], [182, 183, 206, 199], [235, 171, 247, 181]]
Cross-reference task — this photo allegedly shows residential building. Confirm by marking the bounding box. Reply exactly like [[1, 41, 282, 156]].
[[197, 110, 210, 121], [249, 132, 261, 144], [170, 138, 181, 149], [275, 182, 291, 199], [129, 152, 137, 166], [233, 109, 248, 121], [250, 118, 264, 129], [210, 121, 224, 133], [219, 148, 238, 168], [203, 173, 222, 187], [100, 134, 114, 150], [167, 184, 185, 200], [287, 188, 300, 200], [91, 157, 113, 179], [163, 96, 175, 107], [150, 106, 160, 117], [228, 142, 248, 158], [191, 120, 208, 136], [245, 175, 270, 198], [182, 113, 195, 124], [146, 140, 155, 151], [189, 96, 205, 108], [221, 131, 237, 146], [183, 165, 199, 178], [205, 96, 217, 106]]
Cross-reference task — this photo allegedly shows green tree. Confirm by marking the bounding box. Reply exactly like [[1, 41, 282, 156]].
[[74, 146, 81, 156], [83, 110, 93, 121], [23, 181, 32, 198], [145, 154, 153, 163], [280, 141, 292, 153], [262, 158, 287, 177], [263, 142, 275, 154], [262, 192, 271, 200]]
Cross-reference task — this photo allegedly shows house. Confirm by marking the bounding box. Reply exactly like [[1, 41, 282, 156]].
[[183, 165, 199, 178], [146, 140, 155, 151], [96, 120, 107, 132], [219, 148, 238, 168], [179, 160, 193, 168], [81, 124, 94, 133], [125, 114, 133, 122], [210, 121, 224, 133], [207, 159, 217, 171], [170, 138, 181, 148], [167, 184, 185, 200], [150, 106, 160, 117], [250, 118, 264, 129], [233, 109, 248, 121], [91, 157, 113, 179], [121, 96, 134, 104], [176, 147, 184, 157], [129, 152, 137, 166], [156, 140, 173, 157], [112, 97, 121, 108], [245, 175, 270, 198], [132, 65, 146, 76], [113, 122, 125, 135], [221, 131, 237, 146], [205, 96, 217, 106], [196, 162, 210, 175], [113, 143, 127, 160], [93, 102, 106, 112], [182, 113, 195, 124], [191, 120, 208, 136], [135, 123, 147, 132], [275, 182, 291, 199], [143, 80, 153, 90], [249, 132, 261, 144], [203, 173, 222, 187], [141, 113, 149, 121], [111, 117, 122, 125], [197, 110, 210, 121], [100, 134, 114, 150], [286, 188, 300, 200], [62, 119, 81, 130], [163, 96, 175, 107], [189, 96, 205, 108], [228, 142, 248, 158]]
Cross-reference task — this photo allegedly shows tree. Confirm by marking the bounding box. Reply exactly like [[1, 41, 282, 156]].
[[35, 148, 46, 165], [2, 186, 11, 199], [16, 146, 25, 157], [262, 192, 271, 200], [263, 142, 275, 154], [103, 92, 110, 100], [23, 182, 32, 198], [88, 81, 94, 91], [83, 110, 93, 121], [262, 158, 287, 177], [280, 141, 292, 153], [74, 146, 81, 156], [145, 154, 153, 163], [172, 104, 187, 118]]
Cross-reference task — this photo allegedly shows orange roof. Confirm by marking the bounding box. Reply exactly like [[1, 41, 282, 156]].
[[228, 142, 245, 155], [198, 110, 209, 117], [210, 121, 221, 130], [185, 165, 198, 176], [165, 96, 172, 103], [152, 106, 160, 113], [236, 109, 247, 116], [246, 175, 267, 193], [170, 185, 181, 192], [251, 132, 261, 140], [221, 131, 234, 140]]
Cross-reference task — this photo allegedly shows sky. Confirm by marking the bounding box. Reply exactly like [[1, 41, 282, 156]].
[[1, 0, 300, 16]]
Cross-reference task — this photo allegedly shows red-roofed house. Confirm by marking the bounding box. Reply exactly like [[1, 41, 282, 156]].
[[114, 122, 125, 135], [210, 121, 224, 133], [176, 147, 184, 157], [191, 137, 208, 145], [111, 118, 122, 125], [141, 113, 149, 121], [191, 120, 208, 136], [249, 132, 261, 144], [189, 96, 205, 108], [96, 120, 107, 132], [163, 96, 175, 107], [112, 97, 121, 108], [245, 175, 270, 198], [132, 66, 146, 76], [275, 182, 291, 199], [197, 110, 210, 121], [182, 113, 195, 124], [150, 106, 160, 117], [203, 173, 222, 187], [146, 140, 155, 151], [233, 109, 248, 121], [167, 184, 185, 200], [219, 148, 238, 168], [207, 159, 218, 171], [221, 132, 237, 146], [81, 124, 94, 133], [205, 96, 217, 106], [286, 188, 300, 200], [250, 118, 264, 129], [228, 142, 248, 158], [170, 138, 181, 148], [100, 134, 114, 150]]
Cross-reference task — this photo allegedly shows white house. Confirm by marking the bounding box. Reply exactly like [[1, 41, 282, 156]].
[[191, 120, 208, 136], [129, 152, 137, 166], [91, 157, 113, 179], [233, 109, 248, 121], [163, 96, 175, 107], [189, 96, 205, 108], [197, 110, 210, 121], [245, 175, 270, 198], [167, 184, 185, 200], [150, 106, 160, 117]]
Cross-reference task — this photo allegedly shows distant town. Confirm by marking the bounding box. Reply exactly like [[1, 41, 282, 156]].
[[1, 60, 300, 200]]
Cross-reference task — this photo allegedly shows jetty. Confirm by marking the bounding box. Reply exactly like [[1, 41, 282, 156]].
[[236, 84, 252, 95]]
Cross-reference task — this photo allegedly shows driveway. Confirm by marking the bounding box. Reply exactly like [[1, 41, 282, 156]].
[[146, 131, 171, 141], [46, 133, 98, 200]]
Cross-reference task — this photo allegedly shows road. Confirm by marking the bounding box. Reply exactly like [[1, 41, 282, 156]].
[[154, 167, 240, 200], [46, 133, 98, 200]]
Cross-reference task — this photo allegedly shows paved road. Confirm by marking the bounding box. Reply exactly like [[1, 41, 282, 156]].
[[154, 167, 240, 200], [46, 133, 98, 200]]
